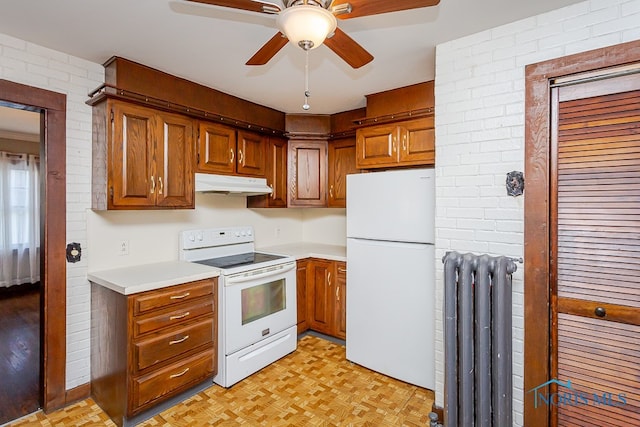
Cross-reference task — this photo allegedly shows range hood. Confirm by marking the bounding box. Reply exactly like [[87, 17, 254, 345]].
[[194, 173, 273, 196]]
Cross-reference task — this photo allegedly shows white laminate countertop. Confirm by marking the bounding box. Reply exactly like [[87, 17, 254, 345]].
[[87, 261, 220, 295], [258, 242, 346, 262]]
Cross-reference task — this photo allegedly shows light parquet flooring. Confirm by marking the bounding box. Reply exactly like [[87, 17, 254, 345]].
[[7, 335, 434, 426]]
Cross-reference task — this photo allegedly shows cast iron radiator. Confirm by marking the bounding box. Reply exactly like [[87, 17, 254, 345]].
[[442, 251, 518, 427]]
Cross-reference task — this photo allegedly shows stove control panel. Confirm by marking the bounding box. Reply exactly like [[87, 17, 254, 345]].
[[180, 226, 254, 250]]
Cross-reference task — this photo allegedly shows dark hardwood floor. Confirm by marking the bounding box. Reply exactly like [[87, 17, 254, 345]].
[[0, 283, 40, 425]]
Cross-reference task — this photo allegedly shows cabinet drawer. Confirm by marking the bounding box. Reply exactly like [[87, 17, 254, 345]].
[[133, 297, 214, 337], [132, 279, 214, 315], [135, 317, 213, 371], [131, 348, 214, 415]]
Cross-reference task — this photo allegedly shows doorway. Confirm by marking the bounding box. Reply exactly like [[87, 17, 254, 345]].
[[0, 79, 67, 417], [524, 39, 640, 426], [0, 105, 41, 423]]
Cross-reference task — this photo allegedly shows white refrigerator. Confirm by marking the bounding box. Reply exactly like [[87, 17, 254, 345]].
[[346, 168, 435, 390]]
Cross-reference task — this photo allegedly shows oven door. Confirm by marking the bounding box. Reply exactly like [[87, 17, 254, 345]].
[[223, 261, 296, 354]]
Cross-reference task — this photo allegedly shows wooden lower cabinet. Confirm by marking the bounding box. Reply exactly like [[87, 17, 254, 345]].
[[296, 259, 310, 334], [297, 258, 346, 340], [91, 278, 217, 426]]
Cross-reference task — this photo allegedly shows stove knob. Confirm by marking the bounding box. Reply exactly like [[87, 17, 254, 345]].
[[241, 230, 247, 236], [235, 231, 241, 237], [189, 234, 195, 242], [197, 233, 203, 241], [247, 229, 252, 236]]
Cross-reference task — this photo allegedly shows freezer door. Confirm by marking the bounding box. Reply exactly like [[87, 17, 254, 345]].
[[346, 237, 435, 390], [346, 168, 434, 243]]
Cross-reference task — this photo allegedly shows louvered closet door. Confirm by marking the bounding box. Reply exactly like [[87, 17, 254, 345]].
[[552, 73, 640, 427]]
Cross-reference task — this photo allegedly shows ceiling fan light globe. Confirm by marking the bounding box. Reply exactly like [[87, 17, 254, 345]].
[[277, 5, 337, 50]]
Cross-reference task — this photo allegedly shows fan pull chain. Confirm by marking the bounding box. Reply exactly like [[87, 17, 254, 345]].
[[303, 48, 310, 110]]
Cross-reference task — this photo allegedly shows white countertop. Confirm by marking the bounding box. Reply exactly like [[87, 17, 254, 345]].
[[259, 242, 346, 262], [87, 261, 220, 295]]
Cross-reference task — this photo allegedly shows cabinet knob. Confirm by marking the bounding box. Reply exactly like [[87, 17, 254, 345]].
[[150, 175, 155, 194], [327, 272, 332, 286], [158, 176, 163, 195], [594, 307, 606, 318], [329, 185, 334, 199], [230, 148, 235, 163], [239, 149, 244, 166]]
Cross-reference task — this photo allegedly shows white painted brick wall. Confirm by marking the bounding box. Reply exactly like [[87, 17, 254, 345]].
[[434, 1, 640, 424], [0, 33, 104, 390]]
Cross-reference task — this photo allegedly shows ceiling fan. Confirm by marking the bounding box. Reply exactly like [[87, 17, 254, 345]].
[[185, 0, 441, 69]]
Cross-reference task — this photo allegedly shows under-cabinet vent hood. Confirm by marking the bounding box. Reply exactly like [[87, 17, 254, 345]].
[[194, 173, 272, 196]]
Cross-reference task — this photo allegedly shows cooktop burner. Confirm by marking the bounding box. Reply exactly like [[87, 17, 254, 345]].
[[194, 252, 287, 270]]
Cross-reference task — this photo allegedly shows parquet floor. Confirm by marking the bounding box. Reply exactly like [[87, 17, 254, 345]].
[[7, 335, 434, 426]]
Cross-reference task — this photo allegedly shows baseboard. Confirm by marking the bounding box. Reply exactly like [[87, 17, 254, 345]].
[[65, 382, 91, 406]]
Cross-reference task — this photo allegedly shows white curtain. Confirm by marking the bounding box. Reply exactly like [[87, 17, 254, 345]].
[[0, 151, 40, 287]]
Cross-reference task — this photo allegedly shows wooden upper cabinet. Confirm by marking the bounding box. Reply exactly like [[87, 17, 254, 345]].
[[100, 100, 195, 210], [398, 117, 435, 165], [110, 102, 155, 208], [328, 137, 358, 208], [356, 117, 434, 169], [247, 136, 287, 208], [236, 130, 266, 177], [196, 122, 266, 177], [288, 140, 327, 207], [155, 111, 196, 208], [196, 122, 236, 175]]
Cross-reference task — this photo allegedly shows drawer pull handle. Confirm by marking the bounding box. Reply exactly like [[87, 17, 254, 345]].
[[170, 292, 190, 300], [169, 367, 190, 379], [337, 267, 347, 273], [169, 335, 190, 345], [169, 312, 190, 321]]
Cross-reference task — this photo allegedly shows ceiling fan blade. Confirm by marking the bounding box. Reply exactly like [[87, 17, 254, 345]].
[[185, 0, 277, 14], [332, 0, 440, 19], [246, 32, 289, 65], [323, 28, 373, 69]]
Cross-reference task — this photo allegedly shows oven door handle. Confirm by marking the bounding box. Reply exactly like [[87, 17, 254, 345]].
[[225, 262, 296, 284]]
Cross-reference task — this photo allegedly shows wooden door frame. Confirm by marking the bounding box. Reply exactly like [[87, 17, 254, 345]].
[[0, 79, 67, 412], [524, 39, 640, 427]]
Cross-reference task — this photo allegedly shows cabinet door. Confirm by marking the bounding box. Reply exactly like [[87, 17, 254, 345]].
[[334, 261, 347, 340], [155, 111, 195, 208], [110, 102, 156, 208], [308, 259, 334, 335], [296, 259, 309, 334], [288, 140, 327, 207], [246, 136, 287, 208], [355, 124, 399, 169], [236, 130, 266, 177], [328, 137, 358, 208], [196, 121, 236, 175], [398, 117, 435, 166]]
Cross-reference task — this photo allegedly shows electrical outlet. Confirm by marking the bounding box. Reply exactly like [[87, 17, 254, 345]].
[[119, 240, 129, 256]]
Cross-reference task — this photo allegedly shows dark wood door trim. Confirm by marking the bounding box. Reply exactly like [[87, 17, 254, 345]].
[[0, 79, 67, 412], [524, 39, 640, 427]]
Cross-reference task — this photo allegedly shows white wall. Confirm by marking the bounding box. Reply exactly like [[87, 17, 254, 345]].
[[434, 0, 640, 424], [87, 194, 305, 271], [301, 208, 347, 246], [0, 33, 104, 389]]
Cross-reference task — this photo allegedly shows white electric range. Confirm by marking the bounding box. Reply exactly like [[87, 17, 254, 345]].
[[179, 226, 297, 387]]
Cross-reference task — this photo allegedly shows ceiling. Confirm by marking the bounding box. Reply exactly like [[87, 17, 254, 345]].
[[0, 0, 583, 127]]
